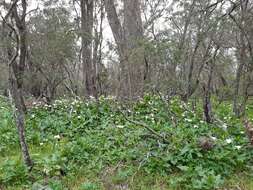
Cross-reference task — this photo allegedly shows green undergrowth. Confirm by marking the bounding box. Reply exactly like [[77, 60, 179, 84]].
[[0, 95, 253, 190]]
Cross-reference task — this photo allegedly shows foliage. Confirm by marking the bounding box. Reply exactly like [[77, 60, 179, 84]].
[[0, 95, 253, 189]]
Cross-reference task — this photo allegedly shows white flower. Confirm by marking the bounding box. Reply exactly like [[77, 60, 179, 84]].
[[116, 125, 124, 129], [211, 136, 217, 141], [39, 143, 44, 146], [222, 123, 228, 130], [240, 131, 244, 134], [225, 138, 233, 144], [89, 96, 95, 100], [184, 118, 192, 122], [43, 168, 49, 174], [54, 135, 61, 139], [200, 120, 204, 123], [193, 125, 198, 128], [31, 114, 35, 118], [235, 145, 242, 150], [77, 115, 81, 119], [106, 95, 116, 100]]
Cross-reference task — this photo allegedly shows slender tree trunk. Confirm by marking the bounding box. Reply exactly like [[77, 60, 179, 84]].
[[233, 32, 246, 117], [10, 68, 33, 167], [203, 47, 219, 123], [5, 0, 33, 168]]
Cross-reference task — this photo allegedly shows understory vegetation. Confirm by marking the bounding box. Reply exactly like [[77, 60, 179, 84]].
[[1, 95, 253, 190]]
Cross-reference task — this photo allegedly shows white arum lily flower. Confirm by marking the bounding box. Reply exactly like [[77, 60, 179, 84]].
[[116, 125, 124, 129], [54, 135, 61, 139], [185, 118, 192, 122], [39, 143, 44, 146], [222, 123, 228, 130], [225, 138, 232, 144], [77, 115, 81, 119], [235, 145, 242, 150], [193, 125, 198, 128]]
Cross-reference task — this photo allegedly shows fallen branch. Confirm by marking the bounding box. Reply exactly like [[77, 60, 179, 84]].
[[118, 109, 170, 144]]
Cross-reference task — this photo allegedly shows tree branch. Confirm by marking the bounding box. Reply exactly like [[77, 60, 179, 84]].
[[118, 109, 170, 144]]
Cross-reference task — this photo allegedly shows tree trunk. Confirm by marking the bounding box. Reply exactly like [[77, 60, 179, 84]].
[[105, 0, 145, 99], [81, 0, 96, 97], [123, 0, 145, 98], [10, 68, 33, 168], [203, 47, 219, 123], [6, 0, 33, 168], [233, 32, 246, 117]]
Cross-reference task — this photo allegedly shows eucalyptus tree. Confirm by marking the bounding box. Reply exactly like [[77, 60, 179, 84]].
[[105, 0, 145, 99], [0, 0, 33, 168], [80, 0, 97, 97]]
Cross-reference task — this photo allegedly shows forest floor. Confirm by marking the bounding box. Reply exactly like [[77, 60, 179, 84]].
[[0, 95, 253, 190]]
